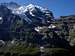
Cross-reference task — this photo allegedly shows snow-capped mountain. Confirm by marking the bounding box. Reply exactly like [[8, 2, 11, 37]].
[[0, 2, 54, 40], [0, 2, 54, 32], [0, 2, 71, 48], [12, 4, 47, 14], [12, 4, 54, 25]]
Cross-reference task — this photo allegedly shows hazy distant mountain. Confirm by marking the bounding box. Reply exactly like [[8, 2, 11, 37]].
[[1, 2, 20, 9]]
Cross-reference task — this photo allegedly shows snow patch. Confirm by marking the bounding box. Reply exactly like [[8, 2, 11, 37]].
[[0, 17, 2, 20], [34, 26, 43, 32], [48, 24, 56, 28]]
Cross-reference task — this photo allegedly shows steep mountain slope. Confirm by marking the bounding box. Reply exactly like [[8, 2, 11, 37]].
[[0, 2, 54, 40], [0, 5, 22, 40], [0, 2, 71, 48], [12, 4, 54, 25]]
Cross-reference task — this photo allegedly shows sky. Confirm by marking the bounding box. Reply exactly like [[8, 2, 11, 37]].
[[0, 0, 75, 17]]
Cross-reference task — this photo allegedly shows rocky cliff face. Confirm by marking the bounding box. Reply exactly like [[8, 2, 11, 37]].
[[56, 15, 75, 46], [0, 5, 21, 40], [0, 2, 54, 41], [0, 2, 73, 48], [12, 4, 54, 26]]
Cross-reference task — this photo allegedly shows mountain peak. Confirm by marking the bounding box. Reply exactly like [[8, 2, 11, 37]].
[[11, 3, 54, 24], [26, 4, 47, 11], [26, 4, 35, 8], [12, 4, 48, 14]]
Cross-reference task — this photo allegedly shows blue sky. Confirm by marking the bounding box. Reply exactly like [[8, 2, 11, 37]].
[[0, 0, 75, 17]]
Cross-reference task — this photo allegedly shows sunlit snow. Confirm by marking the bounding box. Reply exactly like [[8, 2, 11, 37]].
[[0, 17, 2, 20], [48, 24, 56, 28]]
